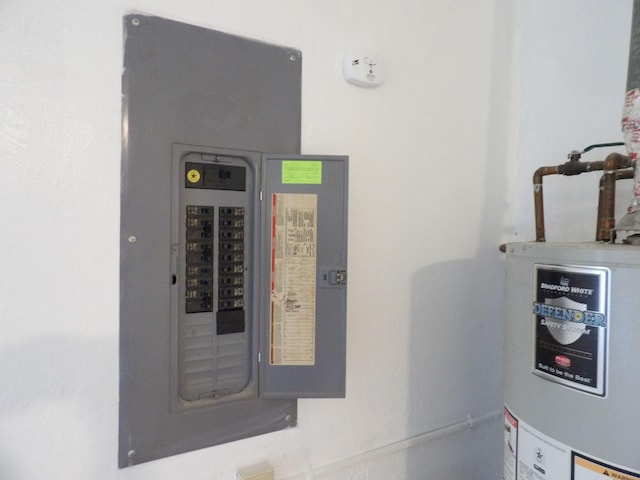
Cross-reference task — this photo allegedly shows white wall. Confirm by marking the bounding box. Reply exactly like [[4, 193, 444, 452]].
[[0, 1, 516, 479], [516, 0, 633, 243]]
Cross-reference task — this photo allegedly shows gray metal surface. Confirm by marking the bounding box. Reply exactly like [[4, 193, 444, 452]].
[[259, 155, 348, 398], [504, 242, 640, 469], [119, 14, 300, 467]]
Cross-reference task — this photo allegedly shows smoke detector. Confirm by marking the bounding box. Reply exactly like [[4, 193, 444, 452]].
[[343, 50, 386, 87]]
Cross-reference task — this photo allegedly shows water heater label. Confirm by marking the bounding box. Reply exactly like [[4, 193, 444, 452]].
[[504, 407, 519, 480], [504, 405, 640, 480], [573, 452, 640, 480], [532, 264, 609, 396], [518, 416, 570, 479], [502, 405, 640, 480]]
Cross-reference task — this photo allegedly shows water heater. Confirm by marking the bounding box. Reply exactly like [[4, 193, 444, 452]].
[[504, 242, 640, 480]]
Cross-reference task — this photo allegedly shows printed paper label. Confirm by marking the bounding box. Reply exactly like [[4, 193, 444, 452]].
[[269, 193, 317, 365], [573, 452, 640, 480], [518, 418, 571, 479], [504, 407, 518, 480], [504, 406, 640, 480]]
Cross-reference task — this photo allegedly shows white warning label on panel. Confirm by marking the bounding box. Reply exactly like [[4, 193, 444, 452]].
[[270, 193, 317, 366]]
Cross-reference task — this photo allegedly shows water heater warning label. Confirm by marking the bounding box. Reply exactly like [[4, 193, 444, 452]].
[[518, 417, 570, 479], [573, 453, 640, 480], [503, 405, 640, 480], [533, 264, 609, 396]]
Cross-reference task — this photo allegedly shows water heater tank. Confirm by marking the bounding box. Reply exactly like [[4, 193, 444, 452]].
[[503, 242, 640, 480]]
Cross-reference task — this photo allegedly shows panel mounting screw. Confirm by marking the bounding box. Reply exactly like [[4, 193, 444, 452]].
[[128, 235, 137, 243], [128, 449, 136, 458], [289, 54, 297, 62], [285, 414, 292, 423], [131, 18, 140, 26]]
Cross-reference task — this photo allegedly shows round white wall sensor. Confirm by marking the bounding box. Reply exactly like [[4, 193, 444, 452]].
[[343, 51, 386, 87]]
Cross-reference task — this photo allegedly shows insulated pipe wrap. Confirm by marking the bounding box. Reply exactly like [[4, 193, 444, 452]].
[[627, 0, 640, 92], [621, 0, 640, 217]]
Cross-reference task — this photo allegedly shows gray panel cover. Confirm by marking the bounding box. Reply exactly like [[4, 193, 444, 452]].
[[259, 155, 348, 398], [119, 14, 300, 467]]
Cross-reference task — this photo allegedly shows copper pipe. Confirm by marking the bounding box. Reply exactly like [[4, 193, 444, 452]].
[[533, 153, 631, 242], [596, 156, 633, 241], [533, 166, 559, 242]]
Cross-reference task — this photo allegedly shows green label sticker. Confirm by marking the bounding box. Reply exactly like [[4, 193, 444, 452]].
[[282, 160, 322, 184]]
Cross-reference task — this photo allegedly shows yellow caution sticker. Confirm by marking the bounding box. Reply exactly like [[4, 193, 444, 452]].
[[186, 169, 201, 183], [574, 453, 640, 479]]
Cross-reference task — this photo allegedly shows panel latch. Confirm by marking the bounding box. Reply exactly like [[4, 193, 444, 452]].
[[328, 270, 347, 285]]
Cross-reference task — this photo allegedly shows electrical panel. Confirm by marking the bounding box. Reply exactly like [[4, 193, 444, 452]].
[[119, 14, 348, 468], [174, 148, 257, 402]]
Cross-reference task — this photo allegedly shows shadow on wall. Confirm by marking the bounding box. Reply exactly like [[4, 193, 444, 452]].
[[405, 257, 504, 477], [404, 412, 501, 479], [408, 257, 504, 432], [0, 334, 116, 478], [402, 0, 515, 476]]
